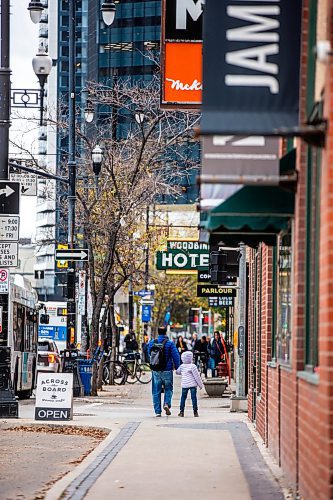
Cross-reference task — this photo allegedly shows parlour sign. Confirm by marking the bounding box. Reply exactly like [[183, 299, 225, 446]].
[[35, 372, 73, 421], [161, 0, 203, 107], [201, 0, 303, 135], [197, 285, 237, 298]]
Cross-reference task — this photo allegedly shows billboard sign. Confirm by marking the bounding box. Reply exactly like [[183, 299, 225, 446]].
[[165, 0, 203, 40], [201, 0, 303, 135], [161, 0, 203, 107]]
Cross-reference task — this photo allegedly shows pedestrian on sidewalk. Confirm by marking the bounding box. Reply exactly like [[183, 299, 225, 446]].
[[176, 351, 203, 417], [148, 326, 180, 417]]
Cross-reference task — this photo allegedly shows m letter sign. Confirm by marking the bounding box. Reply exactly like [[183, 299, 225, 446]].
[[201, 0, 303, 135], [161, 0, 203, 107]]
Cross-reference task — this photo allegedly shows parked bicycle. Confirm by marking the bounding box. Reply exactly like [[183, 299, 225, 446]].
[[101, 348, 127, 385], [102, 350, 152, 385], [120, 352, 152, 384]]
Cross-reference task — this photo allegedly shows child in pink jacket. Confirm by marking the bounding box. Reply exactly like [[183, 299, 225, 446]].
[[176, 351, 203, 417]]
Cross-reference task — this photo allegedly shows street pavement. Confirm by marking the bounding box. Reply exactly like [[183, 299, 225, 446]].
[[17, 378, 286, 500]]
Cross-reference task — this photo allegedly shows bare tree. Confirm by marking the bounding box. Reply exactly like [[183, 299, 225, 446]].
[[73, 76, 199, 394]]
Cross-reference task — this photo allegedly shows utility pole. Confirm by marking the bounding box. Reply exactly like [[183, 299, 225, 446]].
[[128, 274, 134, 334], [66, 0, 77, 348], [0, 0, 10, 180], [143, 205, 149, 336], [0, 0, 18, 418]]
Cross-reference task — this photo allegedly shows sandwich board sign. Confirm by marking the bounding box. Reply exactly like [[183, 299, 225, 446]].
[[35, 372, 73, 421]]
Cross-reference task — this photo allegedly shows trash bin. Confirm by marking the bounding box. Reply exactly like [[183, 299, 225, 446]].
[[78, 360, 93, 396]]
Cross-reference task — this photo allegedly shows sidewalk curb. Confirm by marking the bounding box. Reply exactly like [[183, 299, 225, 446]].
[[245, 421, 294, 499], [45, 424, 120, 500]]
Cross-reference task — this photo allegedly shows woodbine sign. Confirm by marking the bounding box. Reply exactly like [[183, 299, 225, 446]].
[[156, 241, 209, 271]]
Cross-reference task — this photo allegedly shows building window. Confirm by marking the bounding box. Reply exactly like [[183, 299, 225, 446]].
[[276, 231, 292, 363], [305, 145, 320, 370]]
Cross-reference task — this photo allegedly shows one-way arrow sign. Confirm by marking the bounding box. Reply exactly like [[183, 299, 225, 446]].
[[0, 182, 20, 215], [55, 248, 89, 262]]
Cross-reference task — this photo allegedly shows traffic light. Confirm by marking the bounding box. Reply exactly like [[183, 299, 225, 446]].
[[189, 308, 199, 324], [202, 311, 209, 325], [210, 249, 240, 283], [40, 314, 50, 324], [210, 251, 228, 284]]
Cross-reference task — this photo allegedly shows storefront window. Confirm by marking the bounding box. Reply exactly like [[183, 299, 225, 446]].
[[276, 232, 292, 363]]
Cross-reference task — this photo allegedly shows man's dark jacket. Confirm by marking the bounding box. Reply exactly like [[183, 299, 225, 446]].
[[148, 335, 180, 371]]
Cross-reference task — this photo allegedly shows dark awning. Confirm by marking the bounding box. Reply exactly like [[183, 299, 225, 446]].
[[201, 183, 294, 247]]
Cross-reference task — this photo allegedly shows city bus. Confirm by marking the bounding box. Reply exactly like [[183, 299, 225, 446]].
[[0, 274, 39, 398], [38, 301, 67, 353]]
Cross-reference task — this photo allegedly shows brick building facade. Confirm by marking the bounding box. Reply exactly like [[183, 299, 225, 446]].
[[247, 1, 333, 498]]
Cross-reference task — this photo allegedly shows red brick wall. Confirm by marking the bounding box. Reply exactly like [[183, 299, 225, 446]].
[[298, 380, 325, 499], [315, 3, 333, 499], [248, 2, 333, 498], [267, 366, 280, 463], [255, 245, 273, 442], [280, 370, 297, 490]]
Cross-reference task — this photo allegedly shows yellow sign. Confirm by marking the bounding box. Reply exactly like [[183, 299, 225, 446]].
[[57, 244, 68, 268]]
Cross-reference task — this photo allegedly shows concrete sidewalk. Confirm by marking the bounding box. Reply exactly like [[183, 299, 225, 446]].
[[43, 379, 285, 500]]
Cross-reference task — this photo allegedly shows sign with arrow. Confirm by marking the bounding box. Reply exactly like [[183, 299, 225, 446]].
[[0, 182, 20, 215], [10, 172, 37, 196], [55, 248, 89, 262], [34, 270, 45, 280]]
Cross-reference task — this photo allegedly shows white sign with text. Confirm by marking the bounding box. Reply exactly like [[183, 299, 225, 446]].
[[35, 372, 73, 421]]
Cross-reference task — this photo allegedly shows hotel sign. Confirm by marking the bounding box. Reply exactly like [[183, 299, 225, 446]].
[[201, 0, 303, 134], [156, 241, 209, 271], [161, 0, 203, 107]]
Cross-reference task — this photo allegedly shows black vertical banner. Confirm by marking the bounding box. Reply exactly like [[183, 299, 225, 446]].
[[201, 0, 303, 135]]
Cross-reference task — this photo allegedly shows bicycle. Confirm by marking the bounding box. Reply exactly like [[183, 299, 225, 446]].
[[120, 352, 152, 384], [101, 348, 127, 385]]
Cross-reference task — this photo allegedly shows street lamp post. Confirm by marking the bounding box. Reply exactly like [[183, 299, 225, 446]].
[[0, 0, 11, 180], [28, 0, 116, 349]]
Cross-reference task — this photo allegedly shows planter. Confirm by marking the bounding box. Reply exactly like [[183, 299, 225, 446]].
[[203, 379, 227, 398]]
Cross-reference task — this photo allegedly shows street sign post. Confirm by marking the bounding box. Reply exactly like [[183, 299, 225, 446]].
[[0, 243, 18, 267], [134, 290, 154, 297], [10, 172, 37, 196], [141, 304, 152, 323], [0, 182, 20, 215], [55, 248, 89, 262], [0, 269, 9, 293], [34, 270, 45, 280], [0, 216, 19, 241]]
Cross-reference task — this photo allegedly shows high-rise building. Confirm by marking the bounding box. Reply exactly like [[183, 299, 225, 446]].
[[36, 0, 199, 298]]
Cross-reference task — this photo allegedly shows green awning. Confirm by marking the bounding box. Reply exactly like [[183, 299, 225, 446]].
[[200, 150, 296, 247], [205, 185, 294, 233]]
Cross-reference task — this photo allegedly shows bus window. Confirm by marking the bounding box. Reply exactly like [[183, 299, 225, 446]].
[[13, 303, 24, 352]]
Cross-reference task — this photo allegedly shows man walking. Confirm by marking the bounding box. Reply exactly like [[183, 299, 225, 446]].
[[148, 327, 180, 417]]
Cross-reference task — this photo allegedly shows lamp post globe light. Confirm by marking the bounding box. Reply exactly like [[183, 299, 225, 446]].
[[135, 110, 145, 125], [28, 1, 117, 351], [28, 1, 44, 24], [101, 1, 117, 26], [84, 100, 94, 124], [92, 145, 103, 176], [32, 42, 52, 126]]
